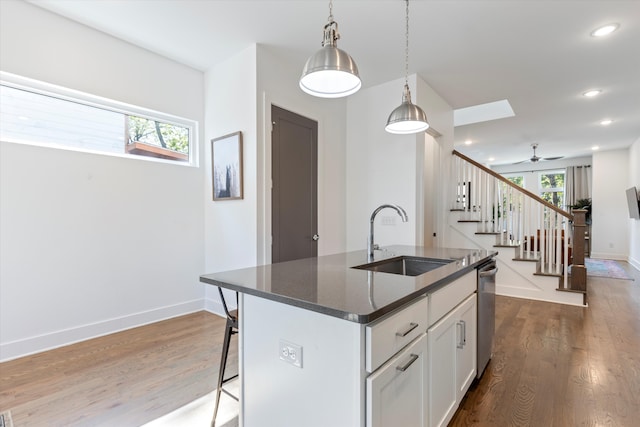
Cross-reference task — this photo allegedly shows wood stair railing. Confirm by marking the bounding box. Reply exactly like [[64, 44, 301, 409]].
[[451, 150, 587, 302]]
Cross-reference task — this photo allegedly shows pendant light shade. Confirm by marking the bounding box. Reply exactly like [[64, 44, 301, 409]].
[[385, 84, 429, 134], [300, 1, 361, 98], [385, 0, 429, 134]]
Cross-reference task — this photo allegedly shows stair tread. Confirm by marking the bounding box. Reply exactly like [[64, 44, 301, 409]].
[[556, 287, 586, 294], [513, 257, 540, 262], [534, 272, 563, 278], [459, 220, 482, 223], [494, 244, 520, 248]]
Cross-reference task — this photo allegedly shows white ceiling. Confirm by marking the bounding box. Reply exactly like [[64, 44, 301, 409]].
[[29, 0, 640, 166]]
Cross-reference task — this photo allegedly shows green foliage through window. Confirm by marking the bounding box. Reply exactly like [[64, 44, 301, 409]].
[[127, 115, 189, 154], [539, 172, 565, 208], [507, 176, 524, 187]]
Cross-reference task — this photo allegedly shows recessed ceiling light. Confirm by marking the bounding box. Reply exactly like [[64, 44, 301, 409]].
[[600, 119, 613, 126], [591, 23, 619, 37], [464, 139, 473, 145], [583, 90, 601, 97], [488, 157, 495, 162], [592, 146, 600, 151]]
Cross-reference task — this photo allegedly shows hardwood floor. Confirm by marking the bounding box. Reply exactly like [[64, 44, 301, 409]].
[[1, 263, 638, 426], [452, 261, 640, 427], [0, 311, 236, 426]]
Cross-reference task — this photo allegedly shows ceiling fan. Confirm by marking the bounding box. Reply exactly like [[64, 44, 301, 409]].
[[513, 143, 563, 164]]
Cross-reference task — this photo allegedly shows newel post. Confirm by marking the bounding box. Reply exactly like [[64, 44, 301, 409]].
[[571, 209, 587, 292]]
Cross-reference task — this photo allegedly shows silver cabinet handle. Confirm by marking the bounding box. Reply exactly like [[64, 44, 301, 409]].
[[461, 320, 466, 346], [396, 354, 419, 372], [396, 322, 419, 337], [312, 234, 320, 241], [457, 320, 466, 349]]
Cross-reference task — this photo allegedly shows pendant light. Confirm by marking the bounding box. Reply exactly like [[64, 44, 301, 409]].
[[300, 0, 361, 98], [385, 0, 429, 134]]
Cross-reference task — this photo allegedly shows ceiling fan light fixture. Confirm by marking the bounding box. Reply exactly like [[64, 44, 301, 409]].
[[385, 0, 429, 135], [299, 0, 361, 98], [583, 89, 601, 97], [591, 23, 619, 37]]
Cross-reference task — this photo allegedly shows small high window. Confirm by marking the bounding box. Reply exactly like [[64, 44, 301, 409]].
[[0, 75, 196, 164]]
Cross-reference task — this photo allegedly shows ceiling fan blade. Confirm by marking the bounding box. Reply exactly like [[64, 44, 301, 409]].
[[542, 156, 564, 161], [512, 159, 528, 164]]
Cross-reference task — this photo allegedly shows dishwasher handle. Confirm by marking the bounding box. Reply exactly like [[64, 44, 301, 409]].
[[479, 263, 498, 277], [479, 267, 498, 277]]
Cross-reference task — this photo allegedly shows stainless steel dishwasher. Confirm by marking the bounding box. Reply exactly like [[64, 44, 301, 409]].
[[477, 259, 497, 379]]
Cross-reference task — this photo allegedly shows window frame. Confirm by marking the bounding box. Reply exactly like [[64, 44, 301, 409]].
[[0, 72, 198, 167], [538, 169, 565, 208]]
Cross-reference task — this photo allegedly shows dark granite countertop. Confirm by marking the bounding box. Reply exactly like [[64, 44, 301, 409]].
[[200, 246, 497, 324]]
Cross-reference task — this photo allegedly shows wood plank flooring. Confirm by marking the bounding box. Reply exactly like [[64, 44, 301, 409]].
[[451, 261, 640, 427], [1, 262, 639, 426], [0, 312, 235, 426]]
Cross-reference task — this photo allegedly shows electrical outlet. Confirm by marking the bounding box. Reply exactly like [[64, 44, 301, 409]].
[[279, 340, 303, 368]]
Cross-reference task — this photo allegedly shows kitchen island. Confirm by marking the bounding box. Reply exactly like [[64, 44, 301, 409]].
[[200, 246, 496, 427]]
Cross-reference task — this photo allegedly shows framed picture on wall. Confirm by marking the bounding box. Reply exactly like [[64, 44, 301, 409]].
[[212, 131, 243, 201]]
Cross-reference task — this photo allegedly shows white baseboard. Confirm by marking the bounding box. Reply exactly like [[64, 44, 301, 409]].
[[0, 299, 205, 362], [628, 255, 640, 272], [589, 251, 628, 261], [204, 297, 227, 317]]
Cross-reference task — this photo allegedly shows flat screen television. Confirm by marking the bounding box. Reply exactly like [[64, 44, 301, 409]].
[[626, 186, 640, 219]]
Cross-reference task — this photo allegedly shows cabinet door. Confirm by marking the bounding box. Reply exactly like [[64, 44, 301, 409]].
[[367, 333, 428, 427], [427, 309, 458, 427], [456, 294, 477, 402]]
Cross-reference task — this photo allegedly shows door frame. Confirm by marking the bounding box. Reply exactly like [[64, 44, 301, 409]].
[[258, 100, 321, 265]]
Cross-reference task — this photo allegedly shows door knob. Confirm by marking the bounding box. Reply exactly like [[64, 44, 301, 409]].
[[312, 234, 320, 241]]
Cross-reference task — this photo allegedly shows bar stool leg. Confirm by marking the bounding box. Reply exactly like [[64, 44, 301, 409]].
[[211, 317, 233, 427]]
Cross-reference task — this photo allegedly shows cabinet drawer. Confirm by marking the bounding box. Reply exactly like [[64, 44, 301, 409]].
[[366, 296, 428, 372], [366, 333, 428, 427], [428, 272, 475, 327]]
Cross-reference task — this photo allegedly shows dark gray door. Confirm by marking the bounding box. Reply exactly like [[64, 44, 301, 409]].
[[271, 105, 318, 263]]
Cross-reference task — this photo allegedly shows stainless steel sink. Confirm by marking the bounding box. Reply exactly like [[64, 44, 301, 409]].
[[352, 256, 452, 276]]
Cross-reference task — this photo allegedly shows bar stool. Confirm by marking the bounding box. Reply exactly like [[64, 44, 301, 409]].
[[212, 287, 239, 427]]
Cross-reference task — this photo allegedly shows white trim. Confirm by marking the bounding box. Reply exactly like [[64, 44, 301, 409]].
[[0, 299, 205, 362]]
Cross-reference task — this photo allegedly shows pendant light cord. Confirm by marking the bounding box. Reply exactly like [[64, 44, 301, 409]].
[[329, 0, 333, 21], [404, 0, 409, 86]]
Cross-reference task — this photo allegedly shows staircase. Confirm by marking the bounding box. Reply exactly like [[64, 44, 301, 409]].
[[448, 151, 587, 306]]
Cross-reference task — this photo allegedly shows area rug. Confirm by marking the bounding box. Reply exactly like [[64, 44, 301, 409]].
[[0, 410, 14, 427], [584, 258, 633, 280]]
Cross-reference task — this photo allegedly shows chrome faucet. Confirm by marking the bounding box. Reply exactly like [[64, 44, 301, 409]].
[[368, 204, 408, 261]]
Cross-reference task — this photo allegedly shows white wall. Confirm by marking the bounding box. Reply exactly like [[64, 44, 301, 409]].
[[256, 45, 347, 261], [628, 137, 640, 270], [346, 75, 454, 253], [203, 45, 349, 313], [0, 1, 205, 361], [416, 77, 455, 248], [591, 149, 630, 260], [203, 46, 259, 313]]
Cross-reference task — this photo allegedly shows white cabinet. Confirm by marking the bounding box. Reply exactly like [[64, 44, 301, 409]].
[[366, 333, 428, 427], [456, 294, 477, 402], [427, 294, 477, 427]]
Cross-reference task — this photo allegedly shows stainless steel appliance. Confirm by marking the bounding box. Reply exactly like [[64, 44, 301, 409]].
[[477, 259, 497, 379]]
